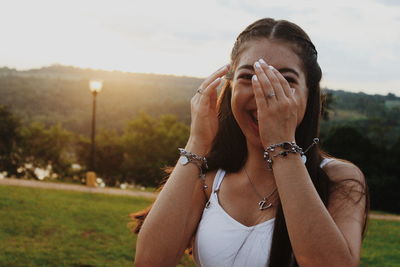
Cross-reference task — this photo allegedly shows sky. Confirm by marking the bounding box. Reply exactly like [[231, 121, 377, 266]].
[[1, 0, 399, 96]]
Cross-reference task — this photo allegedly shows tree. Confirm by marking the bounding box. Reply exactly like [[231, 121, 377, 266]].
[[322, 126, 377, 168], [19, 122, 75, 179], [321, 91, 334, 121], [379, 136, 400, 212], [386, 92, 397, 100], [94, 129, 125, 186], [321, 125, 399, 212], [121, 112, 189, 187], [0, 105, 21, 175]]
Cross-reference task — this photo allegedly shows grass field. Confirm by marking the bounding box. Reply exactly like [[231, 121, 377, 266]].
[[0, 185, 399, 266]]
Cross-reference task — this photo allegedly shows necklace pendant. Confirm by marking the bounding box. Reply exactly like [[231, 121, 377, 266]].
[[258, 199, 272, 210]]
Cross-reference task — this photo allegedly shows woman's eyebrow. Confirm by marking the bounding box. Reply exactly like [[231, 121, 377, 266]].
[[278, 68, 299, 78], [237, 64, 254, 71]]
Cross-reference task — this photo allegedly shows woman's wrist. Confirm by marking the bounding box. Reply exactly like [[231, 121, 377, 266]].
[[263, 137, 296, 149], [184, 137, 211, 156]]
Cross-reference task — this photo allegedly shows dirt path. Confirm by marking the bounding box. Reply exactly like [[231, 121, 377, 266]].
[[0, 178, 157, 199], [368, 213, 400, 222], [1, 178, 399, 222]]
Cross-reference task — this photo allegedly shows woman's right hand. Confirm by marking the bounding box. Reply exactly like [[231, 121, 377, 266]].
[[186, 64, 230, 155]]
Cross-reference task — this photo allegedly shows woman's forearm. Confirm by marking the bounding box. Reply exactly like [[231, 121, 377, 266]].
[[135, 142, 207, 266], [272, 153, 357, 267], [135, 65, 227, 266]]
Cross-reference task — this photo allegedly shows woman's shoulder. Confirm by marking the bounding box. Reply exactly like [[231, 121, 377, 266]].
[[321, 157, 365, 185]]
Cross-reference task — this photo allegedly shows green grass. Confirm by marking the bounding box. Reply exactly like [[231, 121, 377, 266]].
[[0, 185, 193, 267], [370, 210, 400, 216], [361, 219, 400, 266], [0, 185, 398, 266]]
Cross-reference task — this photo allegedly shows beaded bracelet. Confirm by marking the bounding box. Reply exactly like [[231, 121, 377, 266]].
[[263, 138, 319, 169], [178, 148, 208, 189]]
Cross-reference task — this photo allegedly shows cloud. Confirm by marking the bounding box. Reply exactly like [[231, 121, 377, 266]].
[[0, 0, 399, 95], [375, 0, 400, 6]]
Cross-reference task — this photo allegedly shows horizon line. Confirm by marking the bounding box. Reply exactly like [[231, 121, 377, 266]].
[[0, 64, 398, 98]]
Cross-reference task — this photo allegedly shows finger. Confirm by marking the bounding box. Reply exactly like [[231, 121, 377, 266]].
[[200, 64, 230, 91], [254, 61, 276, 104], [194, 64, 228, 106], [202, 77, 222, 97], [258, 60, 286, 101], [252, 74, 268, 110], [208, 78, 222, 110], [268, 65, 293, 98], [198, 77, 222, 110], [192, 88, 202, 105]]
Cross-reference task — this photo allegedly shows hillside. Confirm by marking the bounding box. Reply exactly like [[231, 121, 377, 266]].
[[0, 65, 399, 137], [0, 65, 201, 135], [1, 65, 399, 214]]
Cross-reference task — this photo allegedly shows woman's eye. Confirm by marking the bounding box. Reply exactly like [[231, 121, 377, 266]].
[[284, 77, 297, 84], [238, 74, 253, 80]]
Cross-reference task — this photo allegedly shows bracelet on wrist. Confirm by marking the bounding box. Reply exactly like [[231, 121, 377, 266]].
[[178, 148, 209, 189], [263, 138, 319, 169]]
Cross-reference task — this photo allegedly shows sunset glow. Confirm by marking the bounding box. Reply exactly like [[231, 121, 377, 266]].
[[1, 0, 399, 95]]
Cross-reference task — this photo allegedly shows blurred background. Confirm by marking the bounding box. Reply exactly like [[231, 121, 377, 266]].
[[0, 0, 399, 266]]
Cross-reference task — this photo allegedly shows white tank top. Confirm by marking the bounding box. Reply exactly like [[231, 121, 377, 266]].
[[193, 158, 334, 267]]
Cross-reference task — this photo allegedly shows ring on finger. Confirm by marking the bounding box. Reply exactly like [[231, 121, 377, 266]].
[[196, 88, 204, 95], [267, 92, 276, 98]]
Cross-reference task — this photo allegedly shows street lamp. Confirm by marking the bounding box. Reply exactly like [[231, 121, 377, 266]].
[[87, 80, 103, 187]]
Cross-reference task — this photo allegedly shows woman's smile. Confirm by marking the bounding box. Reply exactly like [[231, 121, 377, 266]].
[[230, 38, 308, 149]]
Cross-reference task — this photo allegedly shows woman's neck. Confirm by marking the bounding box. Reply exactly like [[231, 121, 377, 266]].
[[243, 141, 276, 188]]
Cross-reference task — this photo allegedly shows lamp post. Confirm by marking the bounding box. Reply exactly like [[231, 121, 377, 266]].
[[87, 80, 102, 187]]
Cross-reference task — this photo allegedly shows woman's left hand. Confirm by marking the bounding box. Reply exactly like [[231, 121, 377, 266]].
[[252, 59, 298, 148]]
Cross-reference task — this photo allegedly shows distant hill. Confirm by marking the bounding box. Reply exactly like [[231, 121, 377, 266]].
[[0, 65, 202, 135], [0, 65, 399, 137]]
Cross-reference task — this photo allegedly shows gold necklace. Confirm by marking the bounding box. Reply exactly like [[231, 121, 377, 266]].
[[244, 167, 277, 210]]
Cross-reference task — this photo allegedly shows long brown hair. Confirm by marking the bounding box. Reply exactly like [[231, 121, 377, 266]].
[[131, 18, 369, 267]]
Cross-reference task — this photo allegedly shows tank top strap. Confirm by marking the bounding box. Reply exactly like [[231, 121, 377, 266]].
[[212, 169, 226, 193], [320, 158, 335, 168]]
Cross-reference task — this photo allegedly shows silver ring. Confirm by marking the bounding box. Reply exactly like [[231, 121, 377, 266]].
[[267, 92, 276, 98], [197, 88, 204, 94]]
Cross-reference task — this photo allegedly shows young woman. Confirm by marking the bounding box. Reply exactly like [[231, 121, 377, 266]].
[[133, 18, 369, 267]]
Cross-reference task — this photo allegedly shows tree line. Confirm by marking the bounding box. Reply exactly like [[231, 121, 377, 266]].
[[0, 104, 399, 213], [1, 66, 399, 138], [0, 106, 189, 187], [1, 66, 399, 213]]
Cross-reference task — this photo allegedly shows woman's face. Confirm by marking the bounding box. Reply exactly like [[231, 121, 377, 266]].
[[231, 38, 308, 149]]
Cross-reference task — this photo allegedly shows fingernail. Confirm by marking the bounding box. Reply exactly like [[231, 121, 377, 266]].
[[254, 62, 261, 69], [259, 58, 267, 65], [268, 65, 275, 70], [252, 75, 258, 81]]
